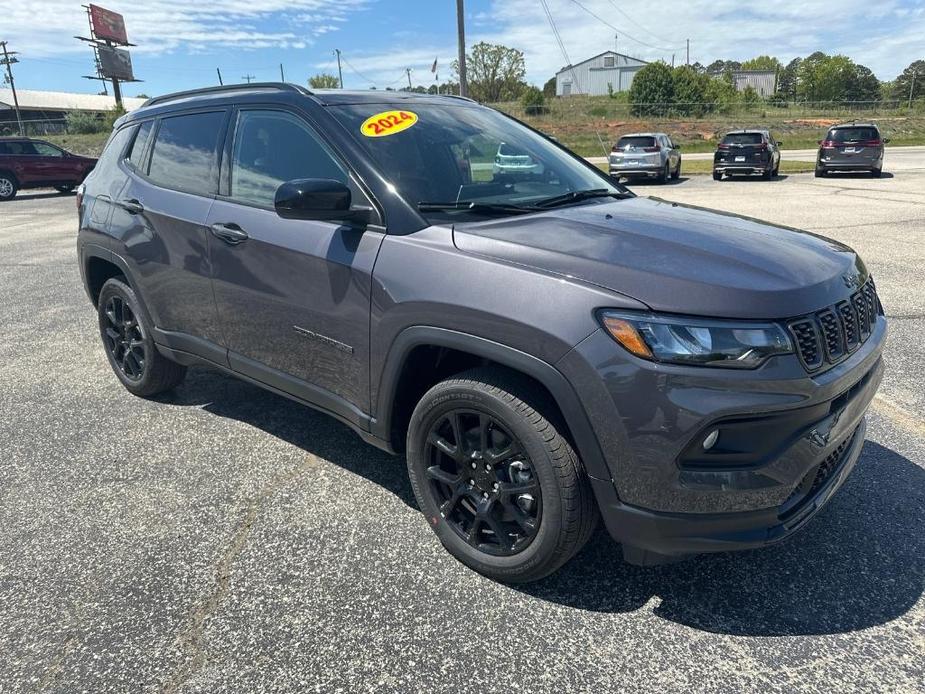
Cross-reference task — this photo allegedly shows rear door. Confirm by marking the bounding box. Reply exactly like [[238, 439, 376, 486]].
[[112, 110, 228, 359], [206, 106, 385, 418], [718, 132, 769, 167], [612, 135, 659, 169], [822, 126, 881, 166]]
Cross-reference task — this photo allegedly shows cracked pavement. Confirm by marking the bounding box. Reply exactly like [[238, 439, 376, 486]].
[[0, 174, 923, 693]]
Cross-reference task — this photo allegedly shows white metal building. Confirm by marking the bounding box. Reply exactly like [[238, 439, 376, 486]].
[[555, 51, 649, 97], [717, 70, 778, 97]]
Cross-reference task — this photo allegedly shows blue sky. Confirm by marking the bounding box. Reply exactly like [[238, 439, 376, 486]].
[[2, 1, 924, 98]]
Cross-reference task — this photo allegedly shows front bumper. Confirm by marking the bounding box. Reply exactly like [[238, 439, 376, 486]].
[[557, 313, 886, 562]]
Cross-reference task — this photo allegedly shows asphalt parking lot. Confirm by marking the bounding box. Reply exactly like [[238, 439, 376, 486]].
[[1, 171, 923, 693]]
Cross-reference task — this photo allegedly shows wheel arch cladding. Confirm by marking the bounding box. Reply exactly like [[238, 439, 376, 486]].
[[374, 326, 612, 482]]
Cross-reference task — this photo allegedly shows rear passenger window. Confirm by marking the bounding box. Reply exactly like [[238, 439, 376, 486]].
[[127, 120, 153, 170], [230, 110, 347, 207], [148, 111, 225, 196]]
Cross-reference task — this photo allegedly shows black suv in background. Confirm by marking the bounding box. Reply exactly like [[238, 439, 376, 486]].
[[713, 130, 781, 180], [815, 122, 888, 177], [77, 84, 885, 582]]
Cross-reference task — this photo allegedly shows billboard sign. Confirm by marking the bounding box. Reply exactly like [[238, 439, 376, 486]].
[[89, 4, 129, 45], [98, 46, 135, 81]]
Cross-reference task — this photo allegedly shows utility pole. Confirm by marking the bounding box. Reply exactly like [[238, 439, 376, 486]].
[[0, 41, 23, 136], [334, 49, 343, 89], [456, 0, 468, 97], [686, 39, 690, 66], [216, 67, 223, 85], [614, 34, 618, 56], [280, 64, 285, 82], [406, 68, 413, 90], [242, 73, 255, 84], [671, 54, 675, 68], [911, 70, 919, 109]]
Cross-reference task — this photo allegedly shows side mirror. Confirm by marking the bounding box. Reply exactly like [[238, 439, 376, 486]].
[[274, 179, 369, 224], [776, 141, 783, 146], [675, 143, 682, 150], [817, 140, 823, 145], [883, 138, 891, 144]]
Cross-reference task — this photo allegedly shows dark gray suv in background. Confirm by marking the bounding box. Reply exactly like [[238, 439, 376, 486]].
[[77, 84, 886, 582], [816, 122, 888, 177]]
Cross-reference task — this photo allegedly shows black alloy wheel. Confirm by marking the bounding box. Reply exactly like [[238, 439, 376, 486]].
[[102, 295, 146, 382], [425, 409, 541, 556]]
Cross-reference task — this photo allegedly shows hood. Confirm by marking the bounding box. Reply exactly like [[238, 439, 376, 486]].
[[452, 197, 866, 320]]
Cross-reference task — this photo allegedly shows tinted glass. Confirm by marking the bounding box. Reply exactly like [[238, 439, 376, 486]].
[[329, 102, 624, 221], [33, 142, 64, 157], [148, 111, 224, 195], [616, 136, 656, 149], [230, 110, 347, 207], [722, 133, 763, 145], [0, 141, 37, 155], [828, 127, 879, 143], [128, 120, 154, 170], [88, 125, 135, 196]]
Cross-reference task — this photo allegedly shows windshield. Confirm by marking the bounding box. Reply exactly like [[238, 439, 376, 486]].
[[828, 127, 879, 143], [329, 102, 626, 221], [722, 132, 764, 145]]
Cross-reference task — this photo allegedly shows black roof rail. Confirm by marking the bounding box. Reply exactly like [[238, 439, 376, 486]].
[[442, 93, 477, 103], [142, 82, 311, 108]]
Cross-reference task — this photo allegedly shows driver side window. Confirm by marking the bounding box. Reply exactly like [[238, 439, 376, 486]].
[[230, 109, 348, 208]]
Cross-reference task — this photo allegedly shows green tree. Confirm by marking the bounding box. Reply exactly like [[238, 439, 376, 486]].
[[629, 61, 675, 116], [741, 55, 782, 72], [672, 65, 710, 116], [893, 59, 925, 103], [705, 73, 739, 114], [521, 85, 547, 115], [706, 59, 741, 74], [542, 76, 557, 98], [453, 42, 526, 103], [309, 73, 340, 89], [797, 54, 881, 103], [776, 57, 801, 101], [65, 111, 104, 134], [847, 64, 882, 103]]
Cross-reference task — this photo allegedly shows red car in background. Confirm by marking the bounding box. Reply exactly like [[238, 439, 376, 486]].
[[0, 137, 97, 201]]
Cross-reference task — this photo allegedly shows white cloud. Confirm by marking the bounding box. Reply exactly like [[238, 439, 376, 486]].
[[0, 0, 372, 56]]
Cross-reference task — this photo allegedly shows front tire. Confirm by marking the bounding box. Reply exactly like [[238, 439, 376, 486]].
[[406, 368, 597, 583], [97, 277, 187, 397], [55, 185, 75, 194]]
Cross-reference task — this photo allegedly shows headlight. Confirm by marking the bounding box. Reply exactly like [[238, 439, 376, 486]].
[[600, 311, 793, 369]]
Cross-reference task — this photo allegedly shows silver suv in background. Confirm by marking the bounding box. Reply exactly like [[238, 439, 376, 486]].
[[815, 122, 888, 178], [609, 133, 681, 183]]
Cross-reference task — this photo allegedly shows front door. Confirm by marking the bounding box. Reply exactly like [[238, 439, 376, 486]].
[[31, 141, 79, 184], [206, 108, 384, 420]]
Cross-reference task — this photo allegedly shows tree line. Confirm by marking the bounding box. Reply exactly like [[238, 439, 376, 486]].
[[307, 45, 925, 112]]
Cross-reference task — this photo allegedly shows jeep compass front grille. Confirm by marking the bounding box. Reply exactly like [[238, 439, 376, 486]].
[[787, 279, 881, 372]]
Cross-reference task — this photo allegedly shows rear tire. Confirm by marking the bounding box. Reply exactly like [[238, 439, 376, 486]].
[[55, 185, 75, 194], [0, 172, 17, 201], [871, 167, 882, 178], [659, 162, 670, 184], [671, 159, 681, 180], [762, 166, 773, 180], [814, 165, 826, 178], [406, 367, 597, 583], [712, 170, 722, 181], [97, 277, 187, 397]]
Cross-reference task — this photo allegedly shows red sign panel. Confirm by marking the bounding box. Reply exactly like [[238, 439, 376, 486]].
[[89, 4, 128, 45]]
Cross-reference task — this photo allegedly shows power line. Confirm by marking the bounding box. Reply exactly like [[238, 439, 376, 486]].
[[340, 55, 378, 86], [567, 0, 682, 53], [604, 0, 677, 45], [539, 0, 580, 91]]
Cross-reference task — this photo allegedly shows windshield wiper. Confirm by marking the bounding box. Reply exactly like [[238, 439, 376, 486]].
[[417, 201, 537, 215], [532, 189, 631, 209]]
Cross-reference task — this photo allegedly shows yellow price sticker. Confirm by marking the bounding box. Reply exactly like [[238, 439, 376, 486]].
[[361, 110, 418, 138]]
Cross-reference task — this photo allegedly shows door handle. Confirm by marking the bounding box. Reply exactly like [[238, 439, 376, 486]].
[[118, 198, 144, 214], [210, 222, 249, 245]]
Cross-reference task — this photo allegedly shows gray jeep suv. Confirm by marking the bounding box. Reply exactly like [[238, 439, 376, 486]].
[[77, 84, 885, 582]]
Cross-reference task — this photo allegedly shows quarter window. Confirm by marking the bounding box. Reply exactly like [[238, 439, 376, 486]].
[[127, 120, 154, 170], [148, 111, 225, 196], [230, 110, 347, 207]]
